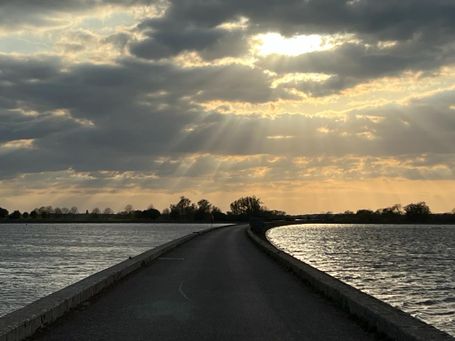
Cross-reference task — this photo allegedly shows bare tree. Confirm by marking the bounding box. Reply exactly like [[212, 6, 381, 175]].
[[169, 196, 196, 219], [230, 196, 263, 216], [404, 202, 431, 221], [195, 199, 213, 220], [103, 208, 114, 214]]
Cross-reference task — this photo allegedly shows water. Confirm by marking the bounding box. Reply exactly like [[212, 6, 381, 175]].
[[268, 224, 455, 337], [0, 223, 227, 317]]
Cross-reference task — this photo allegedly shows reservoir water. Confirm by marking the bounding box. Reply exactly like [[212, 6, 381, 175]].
[[268, 224, 455, 337], [0, 223, 227, 317]]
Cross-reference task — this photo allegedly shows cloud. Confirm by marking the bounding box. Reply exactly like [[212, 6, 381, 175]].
[[1, 0, 455, 213], [1, 49, 455, 181], [127, 0, 455, 94], [130, 16, 250, 60], [263, 37, 455, 95], [0, 0, 157, 30], [176, 101, 455, 158], [4, 1, 455, 95], [0, 53, 289, 177], [154, 0, 455, 40]]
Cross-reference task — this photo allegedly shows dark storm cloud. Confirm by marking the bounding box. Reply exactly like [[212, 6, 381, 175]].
[[152, 0, 455, 40], [127, 0, 455, 94], [263, 37, 455, 95], [130, 18, 250, 60], [0, 55, 61, 81], [0, 53, 285, 177], [0, 55, 279, 116], [0, 109, 85, 143]]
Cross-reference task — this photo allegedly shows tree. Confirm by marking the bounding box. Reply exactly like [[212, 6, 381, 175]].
[[9, 210, 22, 219], [229, 196, 263, 216], [37, 206, 52, 218], [91, 208, 101, 215], [170, 196, 196, 219], [355, 209, 376, 222], [141, 208, 161, 220], [197, 199, 212, 213], [262, 209, 287, 219], [212, 206, 226, 221], [0, 207, 8, 218], [195, 199, 213, 221], [103, 208, 114, 215], [377, 204, 403, 216], [404, 202, 431, 222], [124, 204, 134, 214], [69, 206, 79, 214]]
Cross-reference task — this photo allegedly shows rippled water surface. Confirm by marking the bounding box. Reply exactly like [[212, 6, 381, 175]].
[[268, 224, 455, 337], [0, 223, 226, 317]]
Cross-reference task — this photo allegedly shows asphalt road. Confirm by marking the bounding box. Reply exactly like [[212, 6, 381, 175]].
[[32, 225, 381, 340]]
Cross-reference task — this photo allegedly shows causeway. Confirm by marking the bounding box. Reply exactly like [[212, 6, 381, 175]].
[[32, 225, 380, 340]]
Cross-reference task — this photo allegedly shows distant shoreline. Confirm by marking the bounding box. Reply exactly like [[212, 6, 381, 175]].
[[1, 215, 455, 225], [0, 219, 229, 224], [291, 213, 455, 225]]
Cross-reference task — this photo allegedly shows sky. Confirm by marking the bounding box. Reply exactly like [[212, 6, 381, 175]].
[[1, 0, 455, 214]]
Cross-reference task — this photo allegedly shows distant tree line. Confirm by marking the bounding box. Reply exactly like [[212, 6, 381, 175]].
[[299, 202, 455, 224], [0, 204, 163, 222], [1, 199, 455, 224], [146, 195, 286, 222], [0, 195, 286, 223]]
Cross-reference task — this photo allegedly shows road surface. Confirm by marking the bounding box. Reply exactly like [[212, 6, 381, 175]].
[[32, 225, 381, 340]]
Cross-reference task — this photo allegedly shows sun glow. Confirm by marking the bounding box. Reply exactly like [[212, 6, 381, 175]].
[[256, 33, 333, 56]]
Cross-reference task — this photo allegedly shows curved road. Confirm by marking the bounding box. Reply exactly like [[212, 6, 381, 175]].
[[33, 225, 380, 340]]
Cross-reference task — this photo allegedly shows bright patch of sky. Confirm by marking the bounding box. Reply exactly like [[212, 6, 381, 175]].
[[0, 35, 52, 54], [257, 33, 337, 56], [78, 11, 136, 31], [0, 11, 135, 55]]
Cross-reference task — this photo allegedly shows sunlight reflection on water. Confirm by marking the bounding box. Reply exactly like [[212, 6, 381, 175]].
[[268, 224, 455, 337], [0, 223, 225, 317]]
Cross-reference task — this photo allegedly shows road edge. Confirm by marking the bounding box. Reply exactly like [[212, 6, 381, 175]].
[[246, 225, 453, 341], [0, 224, 233, 341]]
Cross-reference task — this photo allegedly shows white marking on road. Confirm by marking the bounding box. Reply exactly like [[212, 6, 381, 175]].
[[158, 257, 185, 261], [178, 281, 191, 302]]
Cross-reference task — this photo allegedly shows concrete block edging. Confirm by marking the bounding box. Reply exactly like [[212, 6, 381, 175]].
[[246, 226, 453, 341], [0, 224, 233, 341]]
